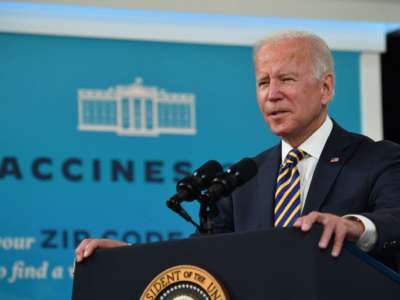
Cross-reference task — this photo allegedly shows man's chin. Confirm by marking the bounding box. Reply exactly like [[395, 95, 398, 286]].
[[269, 126, 293, 138]]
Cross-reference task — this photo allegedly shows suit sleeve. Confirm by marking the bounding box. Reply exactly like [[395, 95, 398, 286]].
[[361, 141, 400, 256]]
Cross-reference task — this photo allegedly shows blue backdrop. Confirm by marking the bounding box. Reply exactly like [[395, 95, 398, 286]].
[[0, 32, 360, 300]]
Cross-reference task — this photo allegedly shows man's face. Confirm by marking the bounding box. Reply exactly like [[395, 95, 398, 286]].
[[255, 38, 333, 145]]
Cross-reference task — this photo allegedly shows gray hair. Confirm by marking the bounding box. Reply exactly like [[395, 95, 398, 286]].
[[253, 30, 334, 80]]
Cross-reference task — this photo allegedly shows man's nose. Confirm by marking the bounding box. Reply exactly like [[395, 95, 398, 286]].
[[268, 80, 283, 102]]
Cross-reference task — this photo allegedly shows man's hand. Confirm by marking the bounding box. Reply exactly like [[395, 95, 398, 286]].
[[293, 212, 365, 257], [75, 239, 129, 262]]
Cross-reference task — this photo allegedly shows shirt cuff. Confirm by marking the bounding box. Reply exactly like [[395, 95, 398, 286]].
[[343, 214, 378, 252]]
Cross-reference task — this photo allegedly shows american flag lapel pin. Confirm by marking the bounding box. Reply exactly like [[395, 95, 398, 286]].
[[330, 157, 340, 163]]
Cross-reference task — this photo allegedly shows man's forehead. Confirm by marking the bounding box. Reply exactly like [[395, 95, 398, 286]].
[[257, 39, 309, 60], [255, 40, 312, 71]]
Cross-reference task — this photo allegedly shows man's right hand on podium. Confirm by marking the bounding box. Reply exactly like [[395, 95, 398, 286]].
[[75, 239, 128, 262]]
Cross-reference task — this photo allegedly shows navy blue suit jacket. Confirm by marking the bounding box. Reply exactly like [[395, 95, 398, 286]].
[[213, 122, 400, 270]]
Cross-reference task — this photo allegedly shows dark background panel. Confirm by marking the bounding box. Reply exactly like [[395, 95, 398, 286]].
[[382, 30, 400, 144]]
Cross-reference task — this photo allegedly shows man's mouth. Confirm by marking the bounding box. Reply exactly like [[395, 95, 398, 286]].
[[269, 111, 289, 117]]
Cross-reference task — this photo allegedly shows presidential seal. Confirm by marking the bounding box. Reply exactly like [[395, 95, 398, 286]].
[[140, 265, 229, 300]]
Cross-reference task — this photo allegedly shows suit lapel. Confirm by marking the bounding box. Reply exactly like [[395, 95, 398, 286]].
[[302, 122, 355, 214], [256, 144, 281, 227]]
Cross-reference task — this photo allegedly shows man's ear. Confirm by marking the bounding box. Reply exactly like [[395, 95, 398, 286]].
[[321, 73, 334, 105]]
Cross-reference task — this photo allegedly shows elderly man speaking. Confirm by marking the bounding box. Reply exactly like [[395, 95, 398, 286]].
[[75, 31, 400, 270]]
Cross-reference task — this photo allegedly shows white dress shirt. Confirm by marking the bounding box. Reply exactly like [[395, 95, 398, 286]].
[[281, 116, 377, 252]]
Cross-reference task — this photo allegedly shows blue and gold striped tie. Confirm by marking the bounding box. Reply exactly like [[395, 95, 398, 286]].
[[274, 148, 306, 227]]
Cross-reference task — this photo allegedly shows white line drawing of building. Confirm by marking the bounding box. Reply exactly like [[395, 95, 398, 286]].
[[78, 77, 196, 137]]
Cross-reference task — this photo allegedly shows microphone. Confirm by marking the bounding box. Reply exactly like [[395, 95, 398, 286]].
[[167, 160, 223, 230], [201, 158, 258, 203], [167, 160, 223, 207]]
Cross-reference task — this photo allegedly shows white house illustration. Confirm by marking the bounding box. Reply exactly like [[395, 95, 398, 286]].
[[78, 77, 196, 137]]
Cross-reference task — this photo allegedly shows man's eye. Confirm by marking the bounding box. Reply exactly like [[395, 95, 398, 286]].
[[258, 81, 269, 87], [283, 77, 294, 82]]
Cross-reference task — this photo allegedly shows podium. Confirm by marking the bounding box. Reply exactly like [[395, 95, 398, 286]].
[[72, 227, 400, 299]]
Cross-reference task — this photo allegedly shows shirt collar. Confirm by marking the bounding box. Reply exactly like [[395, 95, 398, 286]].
[[281, 116, 333, 161]]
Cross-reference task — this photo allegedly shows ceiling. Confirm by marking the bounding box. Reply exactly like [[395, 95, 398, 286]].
[[4, 0, 400, 23]]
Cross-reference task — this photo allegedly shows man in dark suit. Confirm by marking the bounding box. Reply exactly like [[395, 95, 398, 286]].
[[213, 120, 400, 269], [209, 30, 400, 270], [75, 31, 400, 270]]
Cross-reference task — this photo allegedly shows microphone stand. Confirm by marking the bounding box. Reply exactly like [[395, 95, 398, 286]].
[[167, 195, 218, 234], [198, 194, 219, 235], [166, 199, 202, 232]]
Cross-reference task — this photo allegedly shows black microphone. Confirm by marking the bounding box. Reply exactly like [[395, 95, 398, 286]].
[[167, 160, 223, 207], [167, 160, 223, 229], [201, 158, 258, 203]]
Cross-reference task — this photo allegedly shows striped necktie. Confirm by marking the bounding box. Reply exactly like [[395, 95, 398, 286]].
[[274, 148, 306, 227]]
